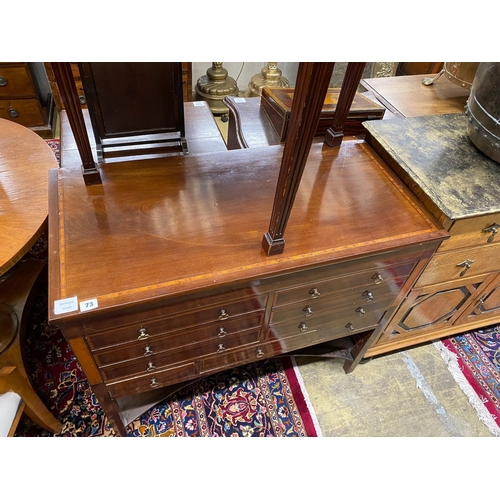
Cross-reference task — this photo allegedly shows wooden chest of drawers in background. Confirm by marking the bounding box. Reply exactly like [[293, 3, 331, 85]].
[[0, 62, 54, 138]]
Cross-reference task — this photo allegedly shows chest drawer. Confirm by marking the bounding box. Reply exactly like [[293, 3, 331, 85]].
[[415, 243, 500, 287], [87, 311, 264, 351], [0, 98, 45, 126], [270, 281, 398, 324], [106, 362, 197, 399], [268, 295, 393, 341], [81, 286, 265, 334], [0, 64, 36, 97], [438, 214, 500, 252], [94, 328, 260, 367], [273, 260, 415, 307]]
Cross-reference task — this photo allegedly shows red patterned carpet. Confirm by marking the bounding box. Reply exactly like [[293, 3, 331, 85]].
[[435, 326, 500, 436]]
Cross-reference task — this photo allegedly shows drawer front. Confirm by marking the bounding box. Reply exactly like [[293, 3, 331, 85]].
[[416, 243, 500, 286], [106, 362, 197, 399], [87, 307, 264, 351], [438, 214, 500, 252], [268, 296, 392, 341], [95, 328, 260, 369], [273, 260, 415, 307], [0, 65, 36, 97], [270, 282, 398, 324], [0, 98, 45, 126], [82, 286, 265, 334]]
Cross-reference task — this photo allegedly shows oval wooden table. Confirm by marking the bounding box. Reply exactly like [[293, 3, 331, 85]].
[[0, 117, 58, 275], [0, 117, 62, 434]]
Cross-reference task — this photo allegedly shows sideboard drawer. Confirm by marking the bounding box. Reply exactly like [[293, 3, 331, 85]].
[[438, 214, 500, 252], [415, 243, 500, 286]]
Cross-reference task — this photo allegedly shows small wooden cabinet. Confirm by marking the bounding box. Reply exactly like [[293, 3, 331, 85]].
[[364, 113, 500, 357], [0, 62, 54, 138]]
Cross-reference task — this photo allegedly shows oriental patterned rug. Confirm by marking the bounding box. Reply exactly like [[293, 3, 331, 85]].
[[435, 326, 500, 436], [15, 243, 321, 436]]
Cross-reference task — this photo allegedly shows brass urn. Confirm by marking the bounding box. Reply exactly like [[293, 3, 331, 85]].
[[246, 62, 289, 97]]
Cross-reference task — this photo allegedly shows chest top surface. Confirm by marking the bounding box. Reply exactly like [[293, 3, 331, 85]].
[[49, 137, 446, 322], [364, 113, 500, 222]]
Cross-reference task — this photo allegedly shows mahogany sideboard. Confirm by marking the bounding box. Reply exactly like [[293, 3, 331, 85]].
[[48, 109, 447, 434]]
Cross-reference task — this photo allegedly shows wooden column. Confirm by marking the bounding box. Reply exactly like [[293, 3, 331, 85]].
[[262, 62, 335, 256], [51, 62, 102, 185], [324, 62, 366, 147]]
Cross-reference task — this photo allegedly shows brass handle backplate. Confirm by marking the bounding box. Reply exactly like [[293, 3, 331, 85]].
[[217, 343, 225, 353], [256, 348, 264, 358], [482, 223, 499, 243], [371, 273, 383, 284], [143, 345, 153, 356], [150, 378, 159, 388], [298, 322, 309, 333], [146, 361, 156, 372], [302, 306, 313, 317], [355, 307, 366, 316], [457, 259, 474, 277], [137, 327, 149, 340], [219, 308, 229, 320], [362, 290, 374, 302], [309, 288, 321, 299], [217, 327, 227, 338], [345, 322, 355, 331]]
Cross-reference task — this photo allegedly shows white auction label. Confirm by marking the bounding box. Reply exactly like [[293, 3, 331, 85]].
[[53, 296, 78, 315], [80, 298, 98, 312], [234, 97, 246, 103], [193, 101, 205, 106]]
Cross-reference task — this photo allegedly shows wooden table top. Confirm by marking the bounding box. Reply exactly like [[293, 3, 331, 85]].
[[0, 118, 58, 275], [361, 74, 471, 118], [49, 130, 447, 322]]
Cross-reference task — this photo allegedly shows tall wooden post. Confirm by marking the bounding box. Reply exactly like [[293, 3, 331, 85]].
[[51, 62, 102, 185], [324, 62, 366, 147], [262, 62, 335, 256]]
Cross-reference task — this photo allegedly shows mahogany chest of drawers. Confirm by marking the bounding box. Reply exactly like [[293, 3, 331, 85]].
[[49, 121, 446, 435]]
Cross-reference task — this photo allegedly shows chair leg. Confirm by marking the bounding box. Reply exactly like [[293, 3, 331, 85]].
[[0, 367, 63, 434]]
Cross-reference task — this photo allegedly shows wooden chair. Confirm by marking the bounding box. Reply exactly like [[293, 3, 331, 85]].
[[0, 259, 62, 436]]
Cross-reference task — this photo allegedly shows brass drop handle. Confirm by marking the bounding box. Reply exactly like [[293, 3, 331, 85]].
[[371, 273, 383, 284], [309, 288, 321, 299], [256, 348, 264, 358], [302, 306, 313, 317], [345, 322, 355, 332], [457, 259, 474, 277], [217, 327, 227, 338], [146, 361, 156, 372], [143, 345, 153, 356], [298, 322, 309, 333], [150, 378, 159, 388], [482, 223, 499, 243], [218, 308, 229, 320], [355, 306, 366, 316], [217, 343, 225, 353], [0, 76, 7, 86], [362, 290, 374, 302], [137, 327, 149, 340]]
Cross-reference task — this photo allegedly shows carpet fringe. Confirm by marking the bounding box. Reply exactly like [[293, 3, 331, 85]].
[[289, 356, 323, 437], [433, 340, 500, 437]]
